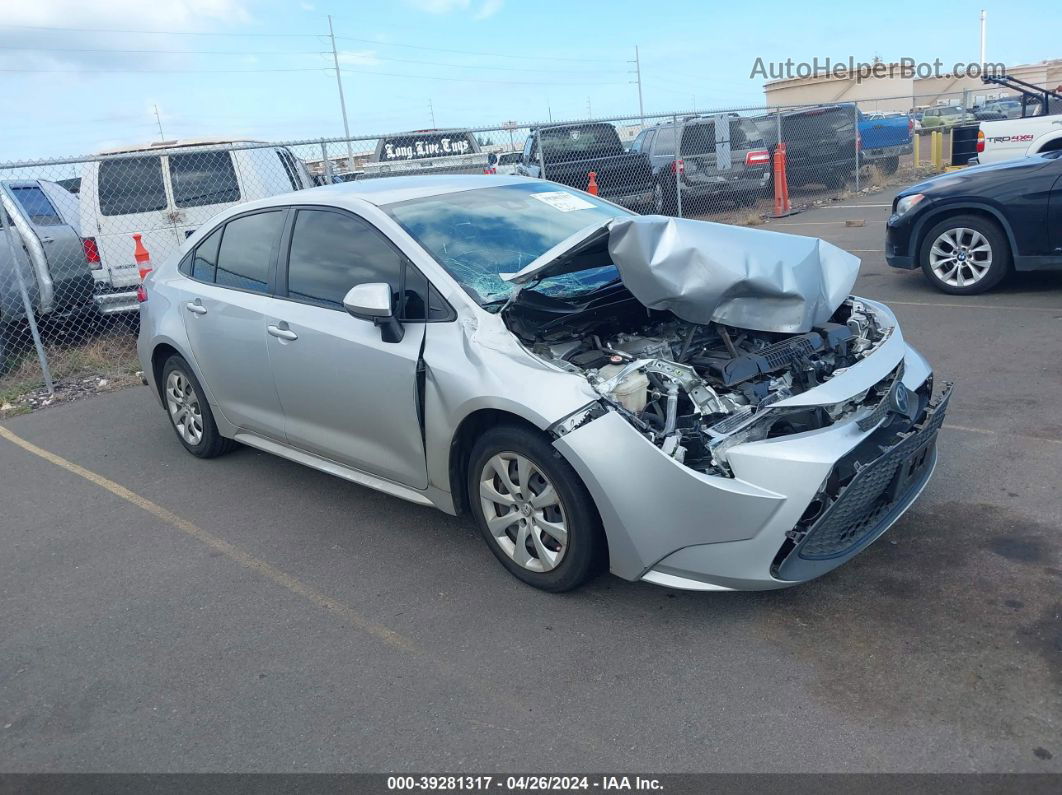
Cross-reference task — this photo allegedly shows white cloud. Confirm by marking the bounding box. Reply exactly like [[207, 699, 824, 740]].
[[1, 0, 251, 29], [300, 2, 315, 10], [473, 0, 503, 20], [337, 50, 380, 66]]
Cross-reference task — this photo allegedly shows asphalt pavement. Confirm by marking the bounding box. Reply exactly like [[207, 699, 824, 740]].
[[1, 188, 1060, 772]]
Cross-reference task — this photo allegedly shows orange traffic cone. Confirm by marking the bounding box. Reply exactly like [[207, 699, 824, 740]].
[[587, 171, 599, 196], [133, 233, 152, 279], [772, 143, 792, 217]]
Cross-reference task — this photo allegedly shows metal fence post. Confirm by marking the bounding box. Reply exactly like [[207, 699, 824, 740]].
[[1, 200, 54, 394], [673, 114, 683, 218], [853, 102, 861, 193], [537, 126, 548, 182], [320, 139, 333, 184]]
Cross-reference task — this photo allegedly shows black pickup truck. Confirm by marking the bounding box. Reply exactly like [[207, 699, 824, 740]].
[[517, 123, 653, 210]]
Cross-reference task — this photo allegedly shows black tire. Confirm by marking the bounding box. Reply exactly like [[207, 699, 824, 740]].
[[881, 155, 900, 175], [160, 355, 236, 458], [918, 214, 1011, 295], [467, 424, 605, 592], [652, 179, 677, 216]]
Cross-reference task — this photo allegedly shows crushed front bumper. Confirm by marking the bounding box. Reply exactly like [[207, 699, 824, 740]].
[[553, 338, 945, 591]]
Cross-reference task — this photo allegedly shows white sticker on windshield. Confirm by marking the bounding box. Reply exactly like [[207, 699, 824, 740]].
[[529, 191, 596, 212]]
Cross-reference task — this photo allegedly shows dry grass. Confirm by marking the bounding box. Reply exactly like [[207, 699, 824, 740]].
[[0, 326, 141, 413]]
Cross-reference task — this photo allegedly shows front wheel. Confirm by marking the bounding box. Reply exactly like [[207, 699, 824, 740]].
[[918, 214, 1011, 294], [468, 425, 605, 591]]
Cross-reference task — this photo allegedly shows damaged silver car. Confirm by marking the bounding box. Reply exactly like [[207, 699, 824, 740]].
[[138, 175, 950, 592]]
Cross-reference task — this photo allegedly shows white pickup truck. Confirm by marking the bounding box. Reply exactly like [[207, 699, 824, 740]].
[[977, 113, 1062, 164], [974, 77, 1062, 164]]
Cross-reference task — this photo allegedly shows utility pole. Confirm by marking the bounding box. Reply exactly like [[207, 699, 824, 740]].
[[630, 46, 644, 123], [428, 98, 437, 127], [979, 9, 987, 67], [328, 14, 355, 172], [153, 104, 165, 141]]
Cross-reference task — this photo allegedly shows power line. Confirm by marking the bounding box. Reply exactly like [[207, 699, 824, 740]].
[[334, 35, 626, 64], [338, 68, 624, 87], [333, 53, 618, 76], [0, 45, 618, 76], [0, 23, 322, 37], [0, 45, 325, 55], [0, 67, 327, 74]]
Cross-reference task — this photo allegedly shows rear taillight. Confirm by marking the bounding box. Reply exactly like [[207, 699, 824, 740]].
[[669, 159, 685, 175], [745, 149, 770, 166], [856, 133, 862, 152], [82, 237, 101, 269], [136, 285, 148, 303], [908, 118, 914, 133], [976, 129, 985, 153]]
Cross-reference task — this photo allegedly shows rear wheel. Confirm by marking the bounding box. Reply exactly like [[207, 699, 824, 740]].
[[918, 214, 1010, 294], [881, 155, 900, 174], [161, 355, 235, 458], [652, 180, 677, 215], [468, 425, 604, 592]]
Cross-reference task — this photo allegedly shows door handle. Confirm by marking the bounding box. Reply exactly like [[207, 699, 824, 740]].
[[267, 324, 298, 341], [185, 301, 207, 315], [40, 236, 54, 244]]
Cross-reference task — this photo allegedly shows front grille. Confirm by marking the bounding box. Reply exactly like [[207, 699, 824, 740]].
[[794, 384, 951, 560]]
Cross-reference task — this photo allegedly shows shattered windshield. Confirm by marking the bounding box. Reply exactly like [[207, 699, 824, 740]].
[[383, 182, 629, 306]]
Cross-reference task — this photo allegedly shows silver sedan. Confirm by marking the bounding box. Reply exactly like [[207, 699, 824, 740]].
[[138, 176, 949, 592]]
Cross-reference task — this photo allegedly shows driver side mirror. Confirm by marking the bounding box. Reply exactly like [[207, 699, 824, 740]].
[[342, 283, 404, 343]]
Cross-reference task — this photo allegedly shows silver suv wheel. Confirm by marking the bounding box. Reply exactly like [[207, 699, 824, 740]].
[[165, 370, 204, 446], [929, 227, 992, 289], [479, 452, 568, 572]]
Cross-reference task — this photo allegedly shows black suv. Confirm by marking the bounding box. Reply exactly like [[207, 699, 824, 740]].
[[630, 115, 771, 214], [751, 105, 858, 189]]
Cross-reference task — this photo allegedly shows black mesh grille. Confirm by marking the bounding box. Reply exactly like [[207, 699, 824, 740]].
[[795, 384, 951, 560], [760, 336, 819, 370]]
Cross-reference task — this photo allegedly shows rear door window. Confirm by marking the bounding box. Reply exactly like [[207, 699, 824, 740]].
[[98, 156, 167, 216], [169, 151, 241, 208], [11, 186, 63, 226], [214, 211, 285, 294]]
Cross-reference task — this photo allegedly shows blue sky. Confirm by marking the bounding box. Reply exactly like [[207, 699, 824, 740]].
[[0, 0, 1059, 161]]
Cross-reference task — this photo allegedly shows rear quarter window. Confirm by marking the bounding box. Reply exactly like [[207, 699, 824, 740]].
[[98, 156, 167, 216]]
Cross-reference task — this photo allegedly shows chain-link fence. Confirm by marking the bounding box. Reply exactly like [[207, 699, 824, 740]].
[[0, 88, 1002, 407]]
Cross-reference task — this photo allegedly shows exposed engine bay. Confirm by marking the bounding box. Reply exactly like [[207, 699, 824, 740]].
[[505, 288, 890, 477]]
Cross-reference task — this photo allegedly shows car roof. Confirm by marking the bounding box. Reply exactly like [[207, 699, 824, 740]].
[[294, 174, 534, 206]]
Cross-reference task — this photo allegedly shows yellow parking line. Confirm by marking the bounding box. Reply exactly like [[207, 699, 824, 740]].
[[944, 423, 1062, 445], [887, 300, 1062, 312], [0, 425, 417, 654]]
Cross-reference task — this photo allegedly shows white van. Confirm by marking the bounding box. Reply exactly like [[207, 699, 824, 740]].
[[79, 139, 313, 314]]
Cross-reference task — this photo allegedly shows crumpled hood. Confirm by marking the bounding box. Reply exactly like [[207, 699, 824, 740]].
[[606, 216, 860, 333]]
